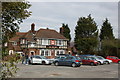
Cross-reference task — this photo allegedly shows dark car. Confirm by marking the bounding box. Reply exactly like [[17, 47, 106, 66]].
[[79, 56, 98, 66], [53, 56, 82, 67]]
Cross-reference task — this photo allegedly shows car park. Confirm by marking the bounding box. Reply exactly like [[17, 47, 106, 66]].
[[28, 55, 54, 65], [53, 56, 82, 67], [96, 56, 112, 64], [79, 56, 98, 66], [106, 56, 120, 64]]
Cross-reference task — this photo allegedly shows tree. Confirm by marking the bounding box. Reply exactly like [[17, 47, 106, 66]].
[[99, 18, 115, 57], [74, 14, 98, 54], [101, 39, 118, 57], [1, 2, 31, 79], [2, 2, 31, 54], [61, 23, 71, 41], [99, 18, 114, 41]]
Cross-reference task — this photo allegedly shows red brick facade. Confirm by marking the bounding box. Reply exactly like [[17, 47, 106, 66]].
[[8, 23, 69, 58]]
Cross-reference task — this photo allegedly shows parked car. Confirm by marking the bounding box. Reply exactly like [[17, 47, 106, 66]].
[[28, 55, 54, 65], [53, 56, 82, 67], [79, 56, 98, 66], [106, 56, 120, 64], [96, 56, 112, 64], [82, 55, 105, 65]]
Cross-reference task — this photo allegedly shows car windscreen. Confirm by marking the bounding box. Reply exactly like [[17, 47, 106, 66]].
[[74, 56, 81, 60], [97, 56, 104, 60], [89, 57, 97, 60], [40, 56, 47, 59]]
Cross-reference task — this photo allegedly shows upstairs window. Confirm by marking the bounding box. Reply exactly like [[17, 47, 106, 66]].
[[20, 39, 25, 44], [59, 40, 62, 45], [13, 42, 17, 45]]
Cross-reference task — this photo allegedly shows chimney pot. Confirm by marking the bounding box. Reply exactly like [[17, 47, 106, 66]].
[[31, 23, 35, 32]]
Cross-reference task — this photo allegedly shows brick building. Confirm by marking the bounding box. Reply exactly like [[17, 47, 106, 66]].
[[8, 23, 69, 58]]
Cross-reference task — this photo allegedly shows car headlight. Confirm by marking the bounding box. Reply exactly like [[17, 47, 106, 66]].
[[94, 61, 97, 62]]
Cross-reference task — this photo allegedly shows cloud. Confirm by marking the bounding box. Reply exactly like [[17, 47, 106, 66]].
[[20, 2, 118, 41]]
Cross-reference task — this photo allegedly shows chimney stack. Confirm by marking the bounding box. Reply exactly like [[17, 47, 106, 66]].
[[60, 27, 64, 35], [31, 23, 35, 32]]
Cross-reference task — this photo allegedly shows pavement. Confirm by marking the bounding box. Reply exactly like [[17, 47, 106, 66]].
[[13, 63, 118, 78]]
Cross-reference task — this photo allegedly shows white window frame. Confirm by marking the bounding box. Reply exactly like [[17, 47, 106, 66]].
[[13, 42, 17, 45], [40, 49, 51, 56], [55, 50, 65, 56]]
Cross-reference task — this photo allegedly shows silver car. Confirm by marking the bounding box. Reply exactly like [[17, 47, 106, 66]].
[[96, 56, 112, 64], [29, 55, 54, 65]]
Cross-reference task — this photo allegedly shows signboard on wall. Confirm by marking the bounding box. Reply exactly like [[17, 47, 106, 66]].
[[50, 40, 55, 45]]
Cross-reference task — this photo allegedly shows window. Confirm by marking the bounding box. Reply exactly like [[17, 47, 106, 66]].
[[59, 40, 61, 45], [57, 51, 59, 55], [42, 39, 48, 45], [23, 39, 25, 44], [34, 56, 41, 59], [60, 51, 63, 54], [55, 50, 65, 56], [40, 50, 51, 56], [66, 57, 72, 60], [41, 50, 44, 56], [13, 42, 17, 45], [45, 51, 48, 56], [20, 39, 25, 44]]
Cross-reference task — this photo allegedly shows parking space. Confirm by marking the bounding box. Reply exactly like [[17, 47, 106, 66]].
[[14, 63, 118, 78]]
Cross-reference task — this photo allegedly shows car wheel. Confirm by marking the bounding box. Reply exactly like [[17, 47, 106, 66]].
[[77, 65, 81, 67], [118, 61, 120, 64], [54, 62, 59, 66], [71, 63, 76, 67], [107, 61, 110, 64], [90, 62, 94, 66], [95, 63, 98, 66], [98, 61, 101, 65], [42, 61, 46, 65]]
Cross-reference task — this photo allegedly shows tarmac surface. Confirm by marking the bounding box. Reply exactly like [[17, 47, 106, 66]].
[[14, 63, 118, 78]]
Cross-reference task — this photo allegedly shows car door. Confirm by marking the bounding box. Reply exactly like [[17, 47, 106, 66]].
[[82, 57, 88, 64], [33, 56, 42, 64], [58, 57, 66, 65], [109, 57, 116, 62], [86, 57, 91, 64], [80, 56, 86, 64], [64, 57, 72, 65], [112, 57, 118, 63]]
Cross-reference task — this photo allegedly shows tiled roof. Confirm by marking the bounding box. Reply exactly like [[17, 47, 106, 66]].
[[9, 28, 68, 42], [9, 36, 20, 41], [22, 30, 36, 42], [13, 45, 22, 51], [35, 29, 68, 40], [16, 32, 27, 36], [9, 32, 27, 41]]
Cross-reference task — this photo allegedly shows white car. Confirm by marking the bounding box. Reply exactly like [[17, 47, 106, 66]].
[[96, 56, 112, 64], [29, 55, 54, 65], [89, 56, 105, 65]]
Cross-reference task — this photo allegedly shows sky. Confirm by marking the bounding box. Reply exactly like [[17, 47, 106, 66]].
[[20, 2, 118, 41]]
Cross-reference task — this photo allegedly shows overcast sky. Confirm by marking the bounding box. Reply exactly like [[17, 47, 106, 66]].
[[20, 2, 118, 41]]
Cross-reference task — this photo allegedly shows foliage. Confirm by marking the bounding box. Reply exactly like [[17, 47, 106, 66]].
[[99, 18, 115, 41], [1, 1, 31, 79], [1, 54, 19, 80], [2, 2, 31, 55], [74, 14, 98, 54], [61, 23, 71, 41], [100, 39, 118, 57]]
